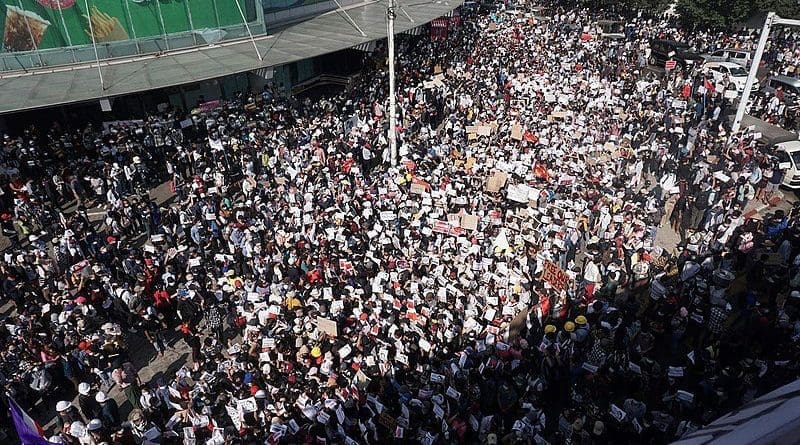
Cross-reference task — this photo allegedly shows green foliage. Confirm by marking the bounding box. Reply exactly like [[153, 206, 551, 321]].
[[624, 0, 670, 13], [675, 0, 800, 29]]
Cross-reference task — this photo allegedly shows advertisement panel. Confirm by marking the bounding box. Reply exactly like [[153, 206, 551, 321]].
[[0, 0, 257, 52]]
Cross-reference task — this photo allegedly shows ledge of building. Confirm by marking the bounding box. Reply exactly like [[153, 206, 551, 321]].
[[0, 0, 460, 114]]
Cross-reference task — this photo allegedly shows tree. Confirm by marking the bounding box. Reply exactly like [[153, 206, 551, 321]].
[[675, 0, 800, 29]]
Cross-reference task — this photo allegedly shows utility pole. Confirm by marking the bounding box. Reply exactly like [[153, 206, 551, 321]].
[[387, 0, 398, 166]]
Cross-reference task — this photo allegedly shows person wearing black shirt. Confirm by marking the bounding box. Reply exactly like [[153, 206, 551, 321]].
[[691, 185, 712, 229]]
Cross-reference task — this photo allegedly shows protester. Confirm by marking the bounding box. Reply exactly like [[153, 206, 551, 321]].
[[2, 3, 800, 445]]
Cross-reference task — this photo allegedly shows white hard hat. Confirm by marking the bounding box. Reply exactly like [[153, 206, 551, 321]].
[[56, 400, 72, 412], [78, 382, 91, 395], [69, 421, 86, 438], [87, 418, 103, 431], [95, 392, 108, 403]]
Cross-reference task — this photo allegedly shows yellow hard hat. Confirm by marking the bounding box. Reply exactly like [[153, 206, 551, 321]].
[[575, 315, 588, 325], [564, 321, 576, 332], [544, 324, 556, 334], [311, 346, 321, 358]]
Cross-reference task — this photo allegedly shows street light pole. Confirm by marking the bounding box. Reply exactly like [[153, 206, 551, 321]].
[[387, 0, 398, 166], [732, 12, 774, 133], [732, 12, 800, 133]]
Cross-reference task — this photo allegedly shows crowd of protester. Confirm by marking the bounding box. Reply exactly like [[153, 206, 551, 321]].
[[1, 2, 800, 445]]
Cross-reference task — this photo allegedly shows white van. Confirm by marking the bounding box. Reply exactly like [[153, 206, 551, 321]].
[[774, 140, 800, 189], [703, 48, 752, 67]]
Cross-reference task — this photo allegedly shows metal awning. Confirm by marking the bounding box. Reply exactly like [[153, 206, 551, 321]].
[[0, 0, 460, 114], [401, 24, 426, 35]]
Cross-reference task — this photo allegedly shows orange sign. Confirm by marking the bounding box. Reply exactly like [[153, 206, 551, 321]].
[[541, 260, 570, 290]]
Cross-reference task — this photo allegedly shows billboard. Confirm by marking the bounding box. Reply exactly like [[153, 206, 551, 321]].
[[0, 0, 257, 52]]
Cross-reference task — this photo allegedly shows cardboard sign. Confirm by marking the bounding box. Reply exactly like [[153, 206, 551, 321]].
[[465, 157, 476, 170], [378, 412, 397, 430], [380, 211, 396, 222], [461, 214, 479, 231], [485, 170, 508, 192], [476, 125, 493, 137], [317, 317, 338, 337], [541, 260, 569, 290], [511, 124, 523, 141]]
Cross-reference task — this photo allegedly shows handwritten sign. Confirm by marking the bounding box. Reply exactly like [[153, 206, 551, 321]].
[[410, 183, 427, 195], [507, 184, 532, 203], [432, 220, 463, 236], [377, 412, 397, 430], [317, 317, 338, 337], [541, 260, 569, 290]]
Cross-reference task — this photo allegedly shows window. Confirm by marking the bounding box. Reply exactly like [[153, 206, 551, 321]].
[[728, 66, 748, 77], [792, 151, 800, 167], [712, 50, 725, 57]]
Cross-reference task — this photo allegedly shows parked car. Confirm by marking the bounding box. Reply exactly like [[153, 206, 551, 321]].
[[702, 61, 758, 94], [648, 39, 704, 69], [761, 75, 800, 109], [702, 48, 752, 67], [773, 140, 800, 189]]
